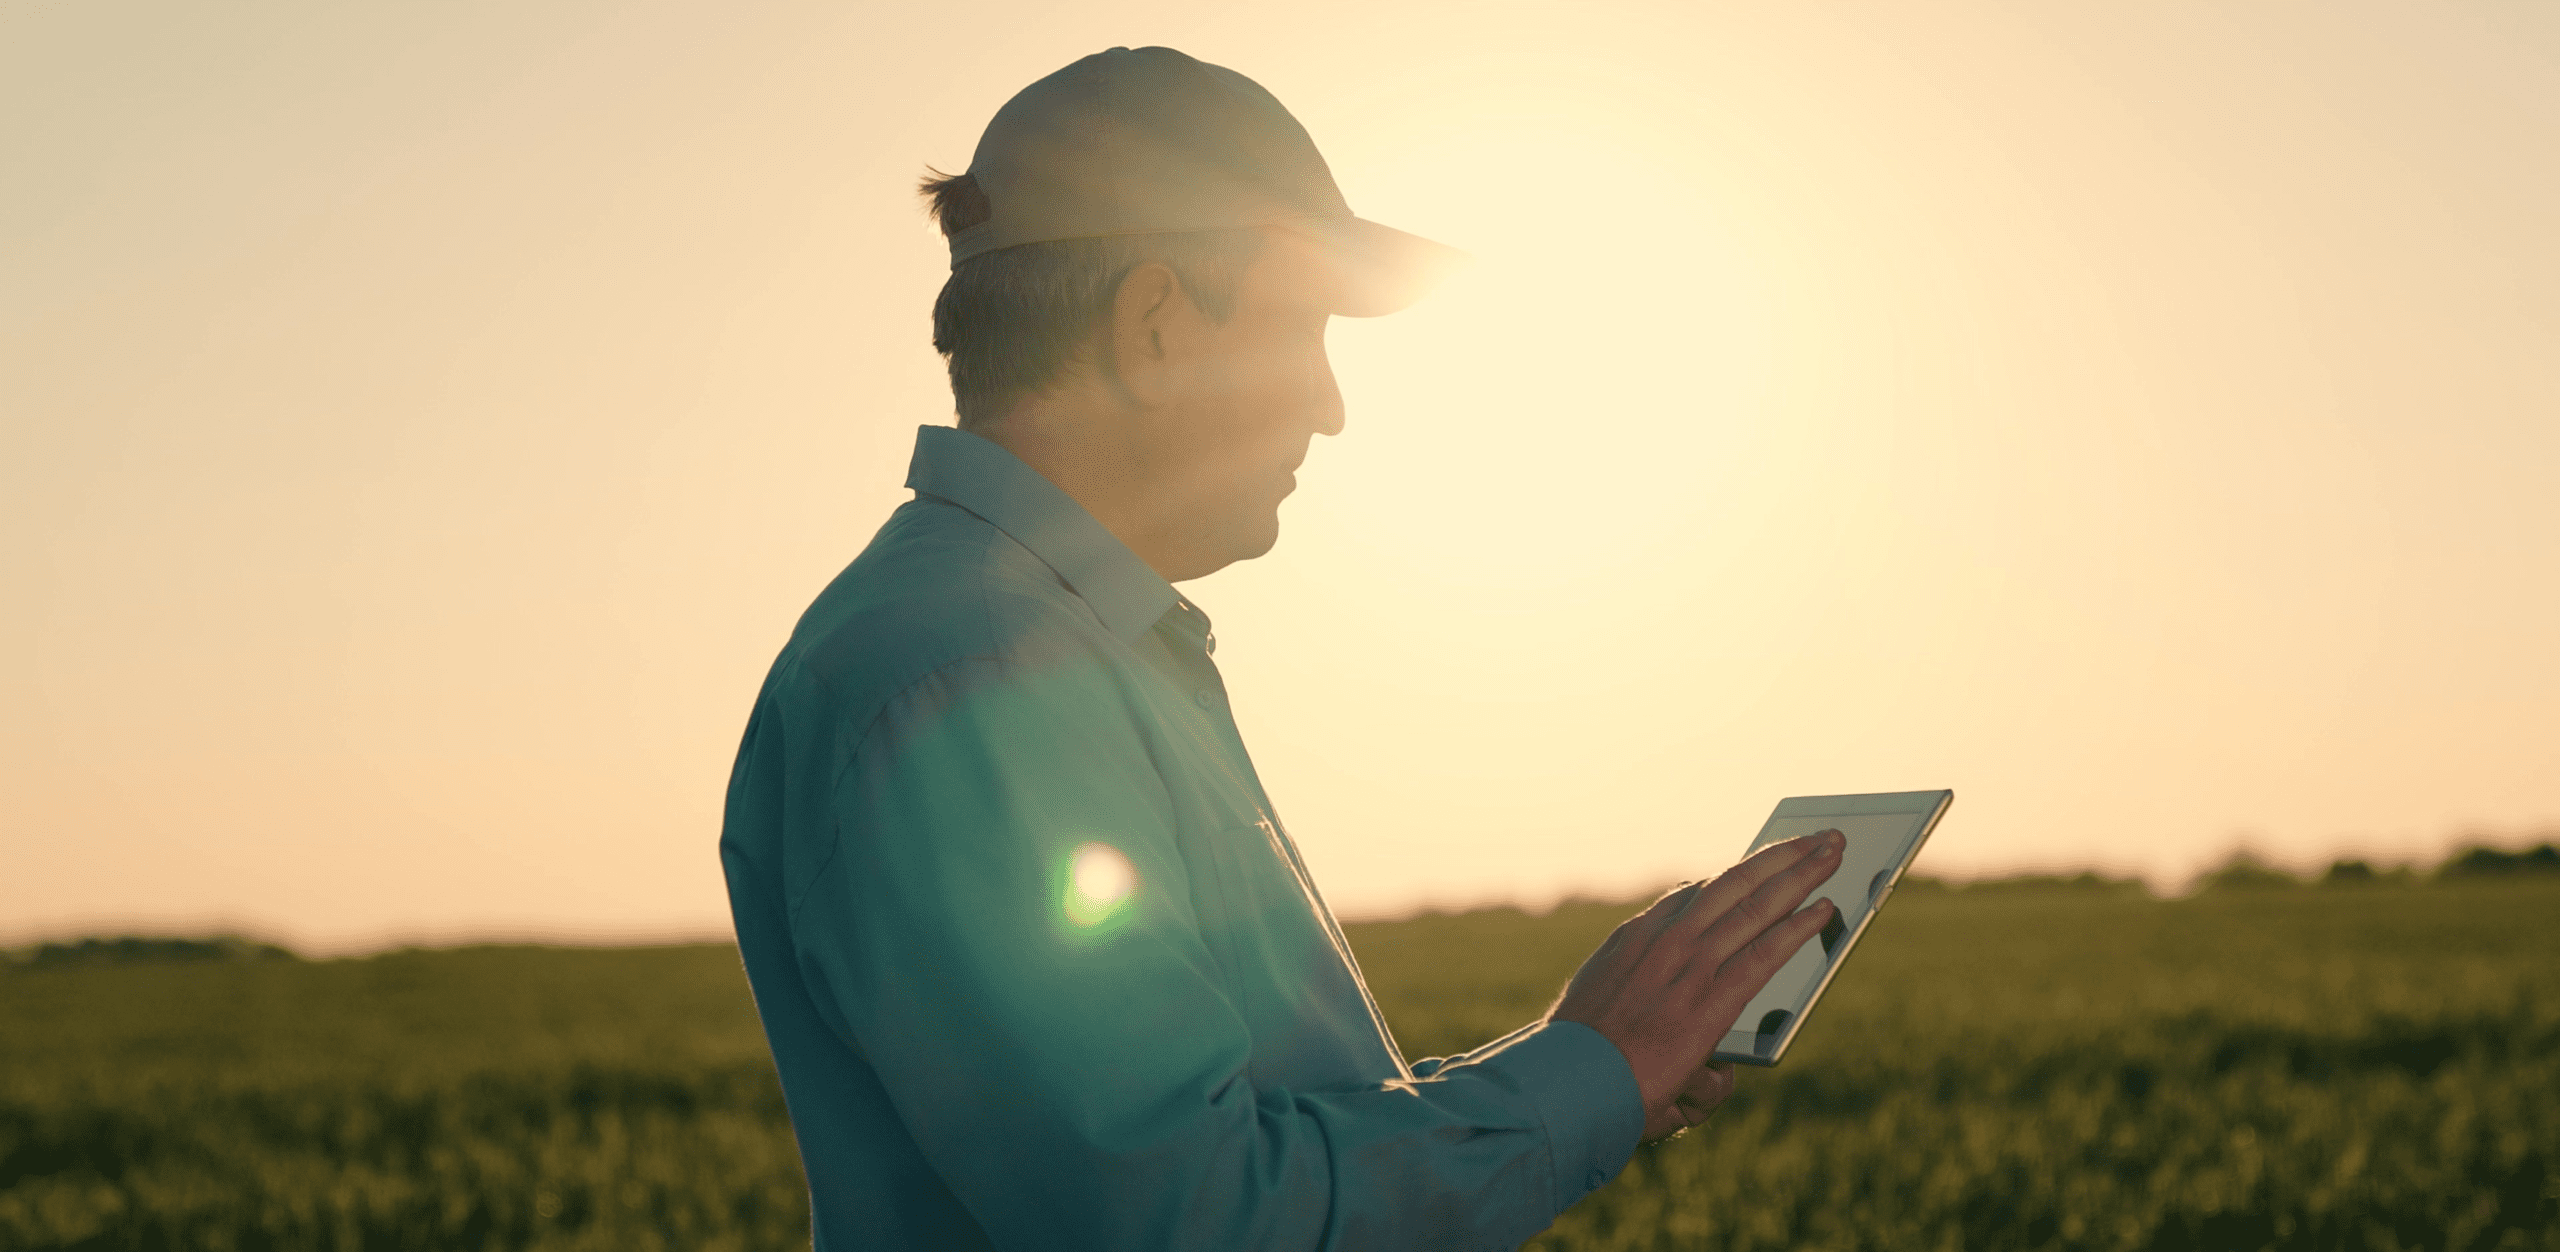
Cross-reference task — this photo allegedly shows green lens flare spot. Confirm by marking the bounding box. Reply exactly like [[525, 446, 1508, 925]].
[[1063, 842, 1137, 928]]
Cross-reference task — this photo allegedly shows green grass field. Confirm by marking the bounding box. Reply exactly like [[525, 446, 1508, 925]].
[[4, 878, 2554, 1250]]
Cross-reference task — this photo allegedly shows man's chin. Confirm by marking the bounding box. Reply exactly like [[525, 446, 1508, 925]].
[[1164, 499, 1284, 580], [1229, 513, 1282, 563]]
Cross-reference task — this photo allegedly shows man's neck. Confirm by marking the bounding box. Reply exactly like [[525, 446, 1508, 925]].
[[972, 398, 1213, 583]]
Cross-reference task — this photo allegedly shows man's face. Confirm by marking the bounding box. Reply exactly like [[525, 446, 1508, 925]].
[[1135, 228, 1345, 577]]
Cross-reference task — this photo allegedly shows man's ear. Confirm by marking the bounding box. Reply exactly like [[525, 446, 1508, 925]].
[[1108, 262, 1190, 407]]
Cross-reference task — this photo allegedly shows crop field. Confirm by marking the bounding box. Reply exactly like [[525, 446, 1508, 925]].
[[3, 876, 2554, 1251]]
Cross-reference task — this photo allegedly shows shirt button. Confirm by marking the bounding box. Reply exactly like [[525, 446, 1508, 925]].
[[1194, 690, 1216, 708], [1585, 1168, 1605, 1192]]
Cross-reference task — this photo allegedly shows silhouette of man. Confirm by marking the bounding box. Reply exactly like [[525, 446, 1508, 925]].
[[718, 46, 1844, 1251]]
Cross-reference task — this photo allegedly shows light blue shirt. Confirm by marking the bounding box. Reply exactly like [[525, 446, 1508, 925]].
[[719, 426, 1643, 1250]]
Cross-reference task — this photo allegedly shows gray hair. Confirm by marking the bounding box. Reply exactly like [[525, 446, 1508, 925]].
[[920, 170, 1263, 429]]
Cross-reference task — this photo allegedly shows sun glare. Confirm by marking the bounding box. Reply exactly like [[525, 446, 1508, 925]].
[[1064, 841, 1138, 929]]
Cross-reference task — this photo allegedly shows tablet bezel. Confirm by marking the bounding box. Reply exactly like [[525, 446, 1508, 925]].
[[1710, 789, 1953, 1067]]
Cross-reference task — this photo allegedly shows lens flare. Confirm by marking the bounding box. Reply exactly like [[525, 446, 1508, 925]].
[[1064, 841, 1137, 928]]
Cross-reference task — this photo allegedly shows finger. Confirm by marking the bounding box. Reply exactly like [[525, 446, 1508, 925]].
[[1693, 850, 1836, 962], [1674, 831, 1842, 939], [1696, 898, 1839, 1027], [1645, 879, 1703, 918], [1623, 879, 1708, 947], [1670, 1064, 1736, 1131], [1685, 836, 1844, 966], [1680, 1061, 1736, 1110]]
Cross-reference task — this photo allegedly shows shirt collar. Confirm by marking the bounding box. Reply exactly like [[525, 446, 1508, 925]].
[[905, 425, 1177, 645]]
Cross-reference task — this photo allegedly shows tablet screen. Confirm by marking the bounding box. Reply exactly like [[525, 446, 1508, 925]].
[[1714, 790, 1951, 1065]]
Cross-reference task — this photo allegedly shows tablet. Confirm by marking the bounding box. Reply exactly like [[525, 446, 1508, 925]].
[[1711, 789, 1953, 1066]]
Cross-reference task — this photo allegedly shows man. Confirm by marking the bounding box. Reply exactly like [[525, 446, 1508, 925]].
[[719, 46, 1844, 1250]]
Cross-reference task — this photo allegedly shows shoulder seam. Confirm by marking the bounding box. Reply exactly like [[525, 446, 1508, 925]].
[[785, 649, 998, 928], [789, 523, 1012, 928], [780, 523, 1105, 928]]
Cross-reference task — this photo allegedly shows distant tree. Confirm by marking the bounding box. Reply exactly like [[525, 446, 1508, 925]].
[[20, 935, 298, 967], [2197, 849, 2300, 892], [2322, 859, 2378, 884], [1961, 871, 2148, 896], [2436, 843, 2560, 879]]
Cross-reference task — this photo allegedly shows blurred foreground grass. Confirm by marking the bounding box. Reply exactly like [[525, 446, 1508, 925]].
[[3, 878, 2554, 1250]]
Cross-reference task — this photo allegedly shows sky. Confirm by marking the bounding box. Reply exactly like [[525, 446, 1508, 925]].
[[5, 2, 2556, 955]]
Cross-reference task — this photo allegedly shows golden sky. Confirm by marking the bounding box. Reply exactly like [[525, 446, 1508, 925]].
[[6, 2, 2556, 954]]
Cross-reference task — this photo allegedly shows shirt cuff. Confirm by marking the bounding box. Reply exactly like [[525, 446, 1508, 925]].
[[1470, 1019, 1645, 1213]]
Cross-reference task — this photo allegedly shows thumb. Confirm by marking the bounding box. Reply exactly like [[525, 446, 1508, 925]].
[[1684, 1062, 1736, 1109]]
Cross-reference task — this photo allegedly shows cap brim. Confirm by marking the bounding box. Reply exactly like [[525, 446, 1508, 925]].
[[1274, 216, 1469, 317]]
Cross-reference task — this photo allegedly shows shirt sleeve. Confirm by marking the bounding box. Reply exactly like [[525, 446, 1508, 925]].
[[1411, 1022, 1545, 1079], [784, 649, 1643, 1252]]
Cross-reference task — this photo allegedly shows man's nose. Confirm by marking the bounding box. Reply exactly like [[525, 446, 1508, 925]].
[[1310, 360, 1344, 438]]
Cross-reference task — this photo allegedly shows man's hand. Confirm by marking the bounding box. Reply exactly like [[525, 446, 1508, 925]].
[[1550, 830, 1844, 1143]]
